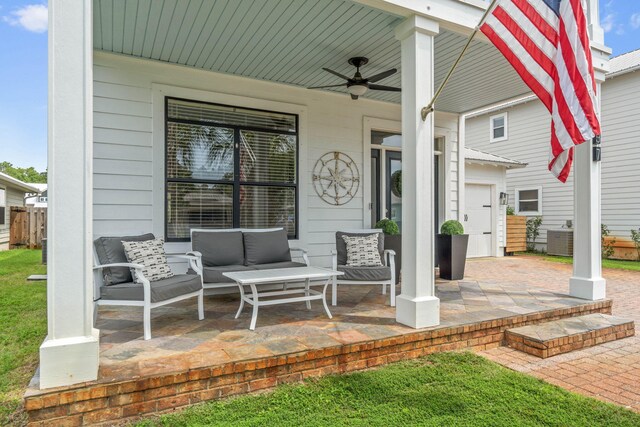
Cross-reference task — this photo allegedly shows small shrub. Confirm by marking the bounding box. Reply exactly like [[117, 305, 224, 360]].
[[440, 220, 464, 236], [375, 218, 399, 235], [506, 205, 515, 216], [526, 216, 543, 251], [601, 224, 616, 259], [630, 229, 640, 261]]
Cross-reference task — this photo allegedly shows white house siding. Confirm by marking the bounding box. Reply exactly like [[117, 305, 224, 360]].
[[465, 69, 640, 251], [93, 52, 459, 268], [600, 72, 640, 242], [0, 186, 26, 250]]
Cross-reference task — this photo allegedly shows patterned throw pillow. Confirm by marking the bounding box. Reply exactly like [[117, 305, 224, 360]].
[[122, 238, 174, 283], [342, 234, 383, 267]]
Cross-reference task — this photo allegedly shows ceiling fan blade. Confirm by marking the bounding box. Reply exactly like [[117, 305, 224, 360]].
[[369, 84, 401, 92], [366, 68, 397, 83], [322, 68, 352, 81], [350, 94, 359, 100], [307, 84, 347, 89]]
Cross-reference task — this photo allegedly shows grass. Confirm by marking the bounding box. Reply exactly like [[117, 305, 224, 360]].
[[521, 252, 640, 272], [0, 250, 47, 426], [136, 352, 640, 427]]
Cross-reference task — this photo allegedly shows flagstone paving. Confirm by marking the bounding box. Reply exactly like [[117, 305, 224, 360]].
[[96, 270, 595, 382], [473, 256, 640, 412]]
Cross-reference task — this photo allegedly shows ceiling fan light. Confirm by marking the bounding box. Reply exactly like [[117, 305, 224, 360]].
[[347, 84, 368, 96]]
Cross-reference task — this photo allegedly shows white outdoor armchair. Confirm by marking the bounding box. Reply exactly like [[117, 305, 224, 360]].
[[93, 234, 204, 340], [331, 229, 396, 307]]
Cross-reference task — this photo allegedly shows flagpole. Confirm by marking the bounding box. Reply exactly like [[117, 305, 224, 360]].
[[421, 0, 501, 121]]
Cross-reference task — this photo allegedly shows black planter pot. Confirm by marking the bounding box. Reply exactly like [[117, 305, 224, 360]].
[[383, 234, 401, 284], [436, 234, 469, 280]]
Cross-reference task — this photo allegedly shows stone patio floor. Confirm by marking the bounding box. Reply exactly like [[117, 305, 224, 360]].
[[471, 256, 640, 412], [96, 265, 596, 383]]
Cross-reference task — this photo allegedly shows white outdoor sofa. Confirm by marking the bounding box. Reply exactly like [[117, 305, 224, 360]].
[[187, 228, 310, 293]]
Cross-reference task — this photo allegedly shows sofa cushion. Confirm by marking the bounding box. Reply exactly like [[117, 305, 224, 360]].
[[191, 230, 245, 267], [342, 234, 383, 267], [94, 233, 155, 285], [253, 261, 307, 270], [100, 274, 202, 303], [337, 265, 391, 282], [336, 231, 384, 266], [243, 229, 291, 265], [122, 238, 174, 283], [201, 265, 256, 283]]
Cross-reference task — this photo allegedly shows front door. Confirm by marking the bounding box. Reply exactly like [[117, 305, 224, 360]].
[[465, 184, 493, 258]]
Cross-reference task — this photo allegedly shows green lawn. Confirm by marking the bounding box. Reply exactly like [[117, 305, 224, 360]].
[[522, 252, 640, 272], [137, 352, 640, 427], [0, 250, 47, 426]]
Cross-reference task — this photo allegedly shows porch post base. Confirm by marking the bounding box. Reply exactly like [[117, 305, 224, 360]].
[[569, 277, 606, 301], [395, 295, 440, 329], [39, 328, 100, 389]]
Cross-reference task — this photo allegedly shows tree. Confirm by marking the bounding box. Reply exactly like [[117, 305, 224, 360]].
[[0, 162, 47, 183]]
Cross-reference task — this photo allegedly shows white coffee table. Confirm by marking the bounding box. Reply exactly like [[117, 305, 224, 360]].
[[223, 266, 344, 330]]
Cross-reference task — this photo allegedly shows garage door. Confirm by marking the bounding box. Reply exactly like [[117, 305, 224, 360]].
[[465, 184, 492, 258]]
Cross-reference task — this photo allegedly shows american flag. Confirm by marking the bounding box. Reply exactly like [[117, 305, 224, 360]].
[[480, 0, 601, 183]]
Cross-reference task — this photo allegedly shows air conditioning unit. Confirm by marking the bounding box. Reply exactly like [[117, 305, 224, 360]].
[[547, 229, 573, 256]]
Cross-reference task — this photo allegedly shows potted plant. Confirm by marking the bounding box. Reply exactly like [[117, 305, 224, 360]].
[[437, 220, 469, 280], [375, 218, 401, 284]]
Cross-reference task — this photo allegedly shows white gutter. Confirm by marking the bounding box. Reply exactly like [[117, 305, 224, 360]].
[[0, 172, 40, 193]]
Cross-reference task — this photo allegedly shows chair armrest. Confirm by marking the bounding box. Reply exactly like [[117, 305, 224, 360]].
[[93, 262, 144, 271], [383, 249, 396, 268], [180, 252, 203, 275], [166, 253, 201, 261], [290, 247, 310, 266], [331, 250, 338, 270]]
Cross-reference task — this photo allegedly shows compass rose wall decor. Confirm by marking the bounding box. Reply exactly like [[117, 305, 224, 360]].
[[312, 151, 360, 205]]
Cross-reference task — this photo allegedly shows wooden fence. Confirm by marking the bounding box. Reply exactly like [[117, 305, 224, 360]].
[[10, 207, 47, 249]]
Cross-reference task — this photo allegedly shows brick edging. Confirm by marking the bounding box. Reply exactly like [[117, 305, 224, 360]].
[[25, 300, 613, 426]]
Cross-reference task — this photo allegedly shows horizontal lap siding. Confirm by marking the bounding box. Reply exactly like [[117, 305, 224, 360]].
[[465, 71, 640, 247], [465, 100, 573, 247], [601, 73, 640, 240], [93, 53, 413, 268], [93, 63, 154, 238]]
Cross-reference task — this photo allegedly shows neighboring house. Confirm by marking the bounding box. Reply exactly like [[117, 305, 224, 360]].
[[24, 183, 48, 208], [0, 172, 39, 250], [39, 0, 609, 390], [464, 49, 640, 258]]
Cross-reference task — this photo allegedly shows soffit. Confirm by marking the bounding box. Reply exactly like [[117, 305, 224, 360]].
[[93, 0, 530, 112]]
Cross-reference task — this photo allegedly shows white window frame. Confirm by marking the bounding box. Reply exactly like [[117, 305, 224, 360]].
[[489, 112, 508, 143], [515, 186, 542, 216]]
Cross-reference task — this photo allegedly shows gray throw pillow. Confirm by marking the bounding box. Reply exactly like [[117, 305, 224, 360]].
[[94, 233, 155, 285], [243, 229, 291, 265], [191, 230, 244, 267]]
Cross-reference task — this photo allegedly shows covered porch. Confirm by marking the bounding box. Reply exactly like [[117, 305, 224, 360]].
[[40, 0, 609, 410], [24, 259, 614, 424]]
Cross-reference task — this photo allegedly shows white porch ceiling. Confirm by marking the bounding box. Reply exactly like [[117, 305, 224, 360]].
[[93, 0, 531, 113]]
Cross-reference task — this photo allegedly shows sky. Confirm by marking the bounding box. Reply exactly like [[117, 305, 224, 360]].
[[0, 0, 638, 173]]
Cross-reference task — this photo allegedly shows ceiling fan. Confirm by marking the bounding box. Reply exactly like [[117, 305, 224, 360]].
[[307, 57, 400, 100]]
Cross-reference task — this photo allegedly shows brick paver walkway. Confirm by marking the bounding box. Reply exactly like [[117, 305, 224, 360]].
[[468, 256, 640, 411]]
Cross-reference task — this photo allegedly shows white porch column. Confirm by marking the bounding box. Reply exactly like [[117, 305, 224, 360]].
[[569, 0, 609, 300], [39, 0, 99, 389], [394, 16, 440, 328]]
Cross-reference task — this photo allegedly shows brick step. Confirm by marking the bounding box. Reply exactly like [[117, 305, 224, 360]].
[[505, 313, 634, 359]]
